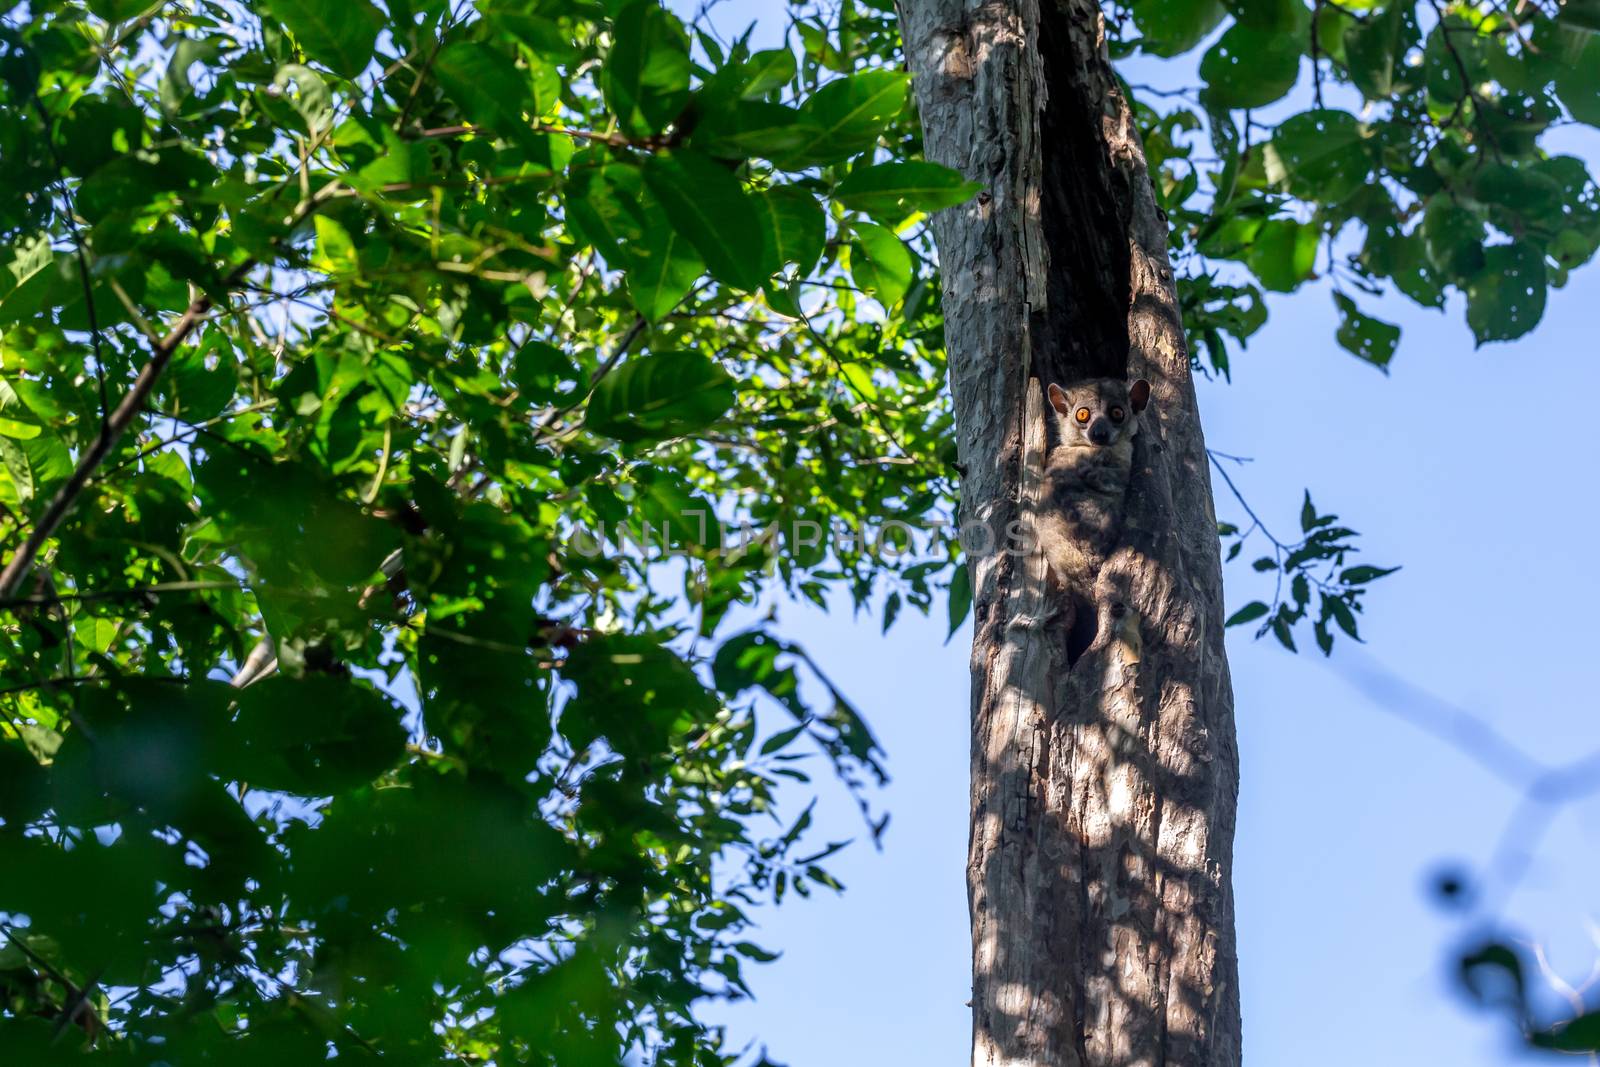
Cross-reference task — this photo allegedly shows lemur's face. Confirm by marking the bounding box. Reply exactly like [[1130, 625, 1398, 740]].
[[1047, 378, 1151, 448]]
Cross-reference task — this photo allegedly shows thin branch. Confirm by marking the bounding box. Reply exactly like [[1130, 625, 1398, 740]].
[[1208, 450, 1286, 550], [1310, 0, 1327, 109]]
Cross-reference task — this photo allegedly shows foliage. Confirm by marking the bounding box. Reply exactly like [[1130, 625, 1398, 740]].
[[1217, 486, 1397, 654], [0, 0, 1595, 1060], [0, 0, 954, 1061], [1121, 0, 1600, 363]]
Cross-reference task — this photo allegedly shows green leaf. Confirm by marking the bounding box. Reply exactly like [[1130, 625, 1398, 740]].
[[848, 222, 913, 305], [1246, 219, 1319, 292], [160, 36, 231, 117], [628, 217, 705, 321], [586, 350, 737, 442], [946, 564, 972, 640], [1332, 292, 1400, 371], [760, 722, 809, 756], [835, 162, 981, 226], [1422, 16, 1488, 103], [312, 215, 357, 274], [739, 48, 797, 98], [434, 43, 545, 152], [781, 70, 910, 165], [1271, 615, 1297, 651], [1131, 0, 1227, 56], [757, 185, 827, 276], [1344, 1, 1420, 100], [604, 1, 692, 136], [0, 378, 42, 440], [1314, 620, 1333, 655], [1340, 564, 1400, 584], [1466, 243, 1547, 345], [1421, 198, 1486, 279], [642, 150, 774, 292], [1554, 34, 1600, 125], [161, 328, 239, 421], [262, 0, 383, 80], [1327, 596, 1361, 640], [881, 590, 902, 633], [2, 232, 53, 315], [273, 63, 333, 133], [1225, 601, 1270, 627], [1199, 24, 1303, 109], [88, 0, 149, 19], [565, 633, 721, 750], [1263, 109, 1371, 204], [693, 100, 819, 160], [0, 435, 31, 503], [512, 340, 579, 406]]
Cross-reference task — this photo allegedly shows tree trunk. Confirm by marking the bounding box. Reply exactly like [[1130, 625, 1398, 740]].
[[898, 0, 1243, 1063]]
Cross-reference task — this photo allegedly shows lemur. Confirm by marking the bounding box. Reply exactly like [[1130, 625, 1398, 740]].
[[1034, 376, 1151, 660]]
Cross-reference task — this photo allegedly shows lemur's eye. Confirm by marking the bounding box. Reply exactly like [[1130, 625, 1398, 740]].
[[1109, 407, 1125, 422], [1075, 408, 1091, 424]]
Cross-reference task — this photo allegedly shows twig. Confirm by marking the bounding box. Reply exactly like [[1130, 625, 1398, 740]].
[[1310, 0, 1326, 109]]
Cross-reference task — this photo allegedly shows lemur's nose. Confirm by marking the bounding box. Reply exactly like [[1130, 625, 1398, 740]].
[[1088, 420, 1112, 445]]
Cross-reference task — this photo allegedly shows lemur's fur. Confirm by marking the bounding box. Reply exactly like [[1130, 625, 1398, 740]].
[[1035, 376, 1151, 661]]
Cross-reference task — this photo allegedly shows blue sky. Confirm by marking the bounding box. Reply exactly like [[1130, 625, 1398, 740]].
[[667, 2, 1600, 1063]]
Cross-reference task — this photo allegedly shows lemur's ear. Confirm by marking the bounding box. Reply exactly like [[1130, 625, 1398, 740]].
[[1047, 382, 1070, 415], [1129, 378, 1151, 413]]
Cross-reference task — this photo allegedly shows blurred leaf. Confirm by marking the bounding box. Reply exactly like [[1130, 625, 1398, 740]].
[[1132, 0, 1227, 56], [1245, 219, 1318, 292], [1332, 291, 1400, 370], [1225, 601, 1269, 626], [1200, 25, 1303, 108], [1466, 243, 1547, 345], [1343, 1, 1418, 100], [1264, 109, 1370, 204]]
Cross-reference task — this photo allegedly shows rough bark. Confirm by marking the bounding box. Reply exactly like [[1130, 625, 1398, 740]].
[[898, 0, 1242, 1063]]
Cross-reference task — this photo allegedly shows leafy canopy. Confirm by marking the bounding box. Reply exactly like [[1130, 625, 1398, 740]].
[[0, 0, 1595, 1061]]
